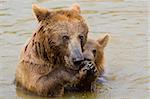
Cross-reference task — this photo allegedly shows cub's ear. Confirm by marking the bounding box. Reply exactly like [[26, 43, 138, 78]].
[[32, 4, 49, 22], [98, 35, 110, 48], [70, 3, 81, 14]]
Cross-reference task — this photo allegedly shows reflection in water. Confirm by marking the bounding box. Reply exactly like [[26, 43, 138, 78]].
[[16, 87, 98, 99], [16, 88, 50, 99], [0, 0, 149, 98]]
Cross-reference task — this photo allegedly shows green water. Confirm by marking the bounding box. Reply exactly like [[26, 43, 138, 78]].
[[0, 0, 149, 99]]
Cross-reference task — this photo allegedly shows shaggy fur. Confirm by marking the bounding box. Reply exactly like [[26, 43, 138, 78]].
[[15, 3, 89, 96]]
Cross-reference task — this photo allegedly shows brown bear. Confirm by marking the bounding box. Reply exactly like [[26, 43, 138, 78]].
[[15, 3, 89, 96], [83, 34, 109, 76], [64, 34, 109, 92]]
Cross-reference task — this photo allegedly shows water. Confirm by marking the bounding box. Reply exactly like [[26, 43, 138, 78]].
[[0, 0, 149, 99]]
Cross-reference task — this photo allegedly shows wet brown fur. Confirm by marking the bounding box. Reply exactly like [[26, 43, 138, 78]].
[[15, 4, 89, 96], [84, 35, 109, 74], [78, 35, 109, 91]]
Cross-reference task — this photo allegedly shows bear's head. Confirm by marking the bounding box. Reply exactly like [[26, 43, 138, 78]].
[[32, 4, 88, 69], [83, 35, 109, 74]]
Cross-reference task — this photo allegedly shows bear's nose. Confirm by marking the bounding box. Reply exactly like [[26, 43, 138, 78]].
[[72, 57, 84, 66], [84, 58, 91, 61]]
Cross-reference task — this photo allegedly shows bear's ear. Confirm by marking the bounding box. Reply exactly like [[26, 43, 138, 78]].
[[32, 4, 49, 22], [98, 35, 110, 48], [70, 3, 81, 14]]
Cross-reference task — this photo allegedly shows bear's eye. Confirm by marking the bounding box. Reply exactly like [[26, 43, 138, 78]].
[[92, 49, 96, 57], [62, 35, 69, 41]]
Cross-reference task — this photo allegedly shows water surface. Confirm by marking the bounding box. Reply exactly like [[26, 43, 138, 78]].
[[0, 0, 149, 99]]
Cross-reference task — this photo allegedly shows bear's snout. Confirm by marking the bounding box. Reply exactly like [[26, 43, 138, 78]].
[[72, 48, 84, 66], [68, 38, 84, 66], [72, 56, 84, 66]]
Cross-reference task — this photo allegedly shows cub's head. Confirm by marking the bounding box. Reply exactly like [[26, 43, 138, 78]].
[[83, 35, 109, 74], [32, 4, 88, 69]]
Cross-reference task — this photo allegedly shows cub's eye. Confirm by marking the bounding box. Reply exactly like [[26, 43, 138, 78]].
[[92, 49, 96, 56], [79, 35, 84, 41], [78, 35, 84, 44], [62, 35, 69, 41]]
